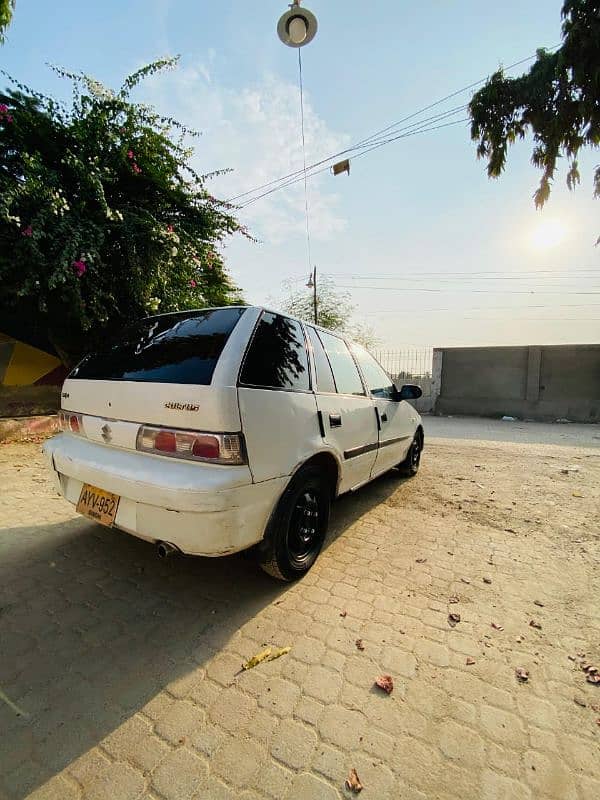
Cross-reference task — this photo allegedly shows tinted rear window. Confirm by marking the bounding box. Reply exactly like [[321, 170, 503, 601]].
[[69, 308, 246, 384]]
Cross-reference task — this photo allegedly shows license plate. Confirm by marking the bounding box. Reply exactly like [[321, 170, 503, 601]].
[[76, 484, 120, 527]]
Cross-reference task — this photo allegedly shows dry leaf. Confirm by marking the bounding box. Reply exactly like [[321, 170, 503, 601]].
[[466, 657, 476, 666], [375, 675, 394, 694], [572, 491, 584, 498], [242, 646, 290, 671], [448, 596, 460, 604], [482, 576, 492, 584], [515, 667, 530, 682], [345, 768, 363, 794], [355, 639, 365, 651], [533, 600, 545, 607], [340, 610, 347, 618], [448, 613, 461, 627], [529, 620, 542, 630], [586, 673, 600, 685], [491, 622, 504, 631], [574, 696, 587, 708], [416, 557, 427, 563], [461, 577, 471, 584]]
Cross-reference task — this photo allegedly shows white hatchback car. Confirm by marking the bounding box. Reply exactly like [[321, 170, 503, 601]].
[[43, 306, 423, 580]]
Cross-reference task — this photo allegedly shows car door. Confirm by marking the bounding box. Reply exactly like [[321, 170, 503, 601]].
[[306, 327, 378, 494], [350, 344, 416, 477]]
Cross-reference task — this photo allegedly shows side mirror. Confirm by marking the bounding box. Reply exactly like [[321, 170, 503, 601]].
[[394, 383, 422, 401]]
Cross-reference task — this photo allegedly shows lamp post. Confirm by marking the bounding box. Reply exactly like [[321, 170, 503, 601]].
[[306, 266, 317, 324]]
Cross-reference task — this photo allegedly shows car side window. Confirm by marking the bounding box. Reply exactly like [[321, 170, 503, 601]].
[[351, 345, 396, 400], [306, 326, 337, 393], [317, 330, 365, 396], [239, 311, 310, 391]]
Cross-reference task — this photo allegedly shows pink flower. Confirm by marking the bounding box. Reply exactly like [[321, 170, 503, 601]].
[[0, 104, 7, 113], [22, 225, 33, 237], [127, 150, 134, 159], [167, 225, 174, 233], [72, 260, 86, 277], [189, 279, 197, 288], [132, 163, 142, 174], [6, 115, 13, 123]]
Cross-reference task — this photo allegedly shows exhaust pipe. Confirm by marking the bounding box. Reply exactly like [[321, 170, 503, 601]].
[[157, 541, 178, 559]]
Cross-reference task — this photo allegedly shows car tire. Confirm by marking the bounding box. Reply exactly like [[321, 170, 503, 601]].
[[398, 431, 423, 477], [258, 465, 330, 582]]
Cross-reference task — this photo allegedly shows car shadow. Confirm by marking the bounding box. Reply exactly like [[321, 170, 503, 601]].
[[0, 469, 408, 798]]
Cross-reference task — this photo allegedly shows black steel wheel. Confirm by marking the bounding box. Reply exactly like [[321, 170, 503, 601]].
[[398, 431, 423, 477], [258, 465, 330, 581]]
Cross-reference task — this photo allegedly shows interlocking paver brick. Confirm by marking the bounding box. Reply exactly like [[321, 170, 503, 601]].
[[154, 699, 206, 745], [258, 676, 300, 717], [271, 718, 319, 770], [208, 686, 256, 734], [84, 762, 146, 800], [150, 748, 208, 800], [284, 772, 340, 800], [212, 739, 264, 788]]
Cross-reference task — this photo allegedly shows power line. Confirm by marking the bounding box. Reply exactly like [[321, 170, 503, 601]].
[[227, 49, 553, 207], [362, 303, 600, 314], [333, 285, 600, 295], [238, 116, 468, 208]]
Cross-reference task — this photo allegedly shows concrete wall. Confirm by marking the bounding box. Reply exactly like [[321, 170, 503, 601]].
[[434, 345, 600, 423]]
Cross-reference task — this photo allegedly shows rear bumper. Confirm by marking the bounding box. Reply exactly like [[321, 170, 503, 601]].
[[43, 434, 286, 556]]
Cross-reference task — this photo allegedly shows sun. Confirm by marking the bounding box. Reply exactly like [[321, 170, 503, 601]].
[[530, 218, 567, 250]]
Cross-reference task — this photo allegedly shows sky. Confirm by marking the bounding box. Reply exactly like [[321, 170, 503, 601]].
[[2, 0, 599, 348]]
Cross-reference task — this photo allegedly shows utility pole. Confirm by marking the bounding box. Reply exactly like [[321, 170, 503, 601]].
[[306, 266, 317, 324]]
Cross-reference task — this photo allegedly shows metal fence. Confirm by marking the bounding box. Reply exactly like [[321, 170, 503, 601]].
[[374, 348, 434, 410], [374, 348, 433, 384]]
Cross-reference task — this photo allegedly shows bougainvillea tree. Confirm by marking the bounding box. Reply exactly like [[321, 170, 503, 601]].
[[0, 58, 244, 364]]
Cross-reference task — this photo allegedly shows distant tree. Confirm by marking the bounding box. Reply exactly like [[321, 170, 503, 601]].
[[0, 58, 244, 365], [279, 277, 379, 348], [469, 0, 600, 241], [0, 0, 14, 43]]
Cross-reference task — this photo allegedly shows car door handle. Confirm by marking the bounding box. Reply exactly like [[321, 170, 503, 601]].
[[329, 413, 342, 428], [381, 413, 388, 423]]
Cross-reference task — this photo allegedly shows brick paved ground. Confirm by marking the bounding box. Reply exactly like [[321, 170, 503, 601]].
[[0, 437, 599, 799]]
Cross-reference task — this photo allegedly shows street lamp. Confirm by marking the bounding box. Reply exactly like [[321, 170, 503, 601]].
[[306, 267, 317, 324], [277, 1, 318, 49]]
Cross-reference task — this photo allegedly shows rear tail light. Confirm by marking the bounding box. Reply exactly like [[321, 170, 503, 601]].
[[59, 410, 85, 436], [136, 426, 246, 465]]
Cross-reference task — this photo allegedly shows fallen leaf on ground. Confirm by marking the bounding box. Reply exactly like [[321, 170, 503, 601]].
[[448, 613, 461, 627], [504, 528, 516, 534], [461, 577, 471, 584], [340, 611, 347, 618], [586, 673, 600, 685], [448, 596, 460, 604], [574, 696, 587, 708], [345, 768, 363, 793], [533, 600, 545, 607], [242, 646, 291, 671], [416, 558, 427, 563], [355, 639, 365, 651], [466, 657, 476, 666], [375, 675, 394, 694], [572, 491, 584, 498], [491, 622, 504, 631], [515, 667, 530, 682], [483, 576, 492, 584], [529, 620, 542, 630]]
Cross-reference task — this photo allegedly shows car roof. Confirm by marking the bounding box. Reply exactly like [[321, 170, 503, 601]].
[[144, 305, 358, 346]]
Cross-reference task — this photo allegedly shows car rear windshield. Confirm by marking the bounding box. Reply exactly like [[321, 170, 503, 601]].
[[69, 307, 247, 385]]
